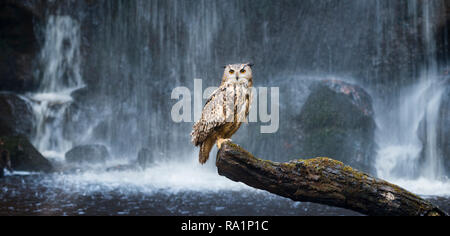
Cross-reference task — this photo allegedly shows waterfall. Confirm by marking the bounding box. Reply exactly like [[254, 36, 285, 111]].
[[28, 15, 84, 161], [421, 82, 445, 179], [22, 0, 449, 195], [375, 78, 445, 180], [374, 0, 450, 195]]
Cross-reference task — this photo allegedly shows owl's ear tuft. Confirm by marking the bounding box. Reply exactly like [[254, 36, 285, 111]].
[[247, 63, 254, 67]]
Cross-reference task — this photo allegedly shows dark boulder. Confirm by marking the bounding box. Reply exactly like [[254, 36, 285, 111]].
[[137, 147, 155, 169], [0, 1, 43, 92], [0, 93, 34, 136], [0, 135, 52, 172], [65, 144, 110, 164], [0, 93, 47, 174], [295, 79, 376, 174]]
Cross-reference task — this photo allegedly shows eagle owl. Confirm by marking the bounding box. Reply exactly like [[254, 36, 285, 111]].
[[191, 63, 253, 164]]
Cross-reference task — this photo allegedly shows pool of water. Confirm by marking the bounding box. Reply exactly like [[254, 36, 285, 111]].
[[0, 174, 362, 216], [0, 167, 448, 216]]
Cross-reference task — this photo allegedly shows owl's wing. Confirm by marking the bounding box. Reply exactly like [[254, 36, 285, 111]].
[[191, 87, 228, 146]]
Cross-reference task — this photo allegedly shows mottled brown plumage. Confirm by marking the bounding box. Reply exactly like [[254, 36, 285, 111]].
[[191, 63, 253, 164]]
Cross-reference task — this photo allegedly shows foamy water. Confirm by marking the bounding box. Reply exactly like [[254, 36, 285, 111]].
[[46, 159, 250, 194], [388, 178, 450, 197], [4, 170, 38, 176], [50, 159, 450, 197], [30, 91, 74, 104]]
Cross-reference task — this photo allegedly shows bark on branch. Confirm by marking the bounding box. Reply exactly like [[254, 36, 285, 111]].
[[216, 141, 447, 216]]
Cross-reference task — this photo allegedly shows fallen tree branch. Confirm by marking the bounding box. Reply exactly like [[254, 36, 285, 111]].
[[216, 141, 447, 216]]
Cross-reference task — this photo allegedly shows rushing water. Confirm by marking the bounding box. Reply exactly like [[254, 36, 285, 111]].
[[2, 0, 450, 215], [375, 77, 450, 195], [28, 15, 84, 161], [374, 0, 450, 195]]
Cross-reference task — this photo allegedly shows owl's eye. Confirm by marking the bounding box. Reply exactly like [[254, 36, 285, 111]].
[[229, 70, 235, 74], [240, 69, 246, 74]]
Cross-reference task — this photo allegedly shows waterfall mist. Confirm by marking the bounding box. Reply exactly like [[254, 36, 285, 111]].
[[27, 0, 450, 195]]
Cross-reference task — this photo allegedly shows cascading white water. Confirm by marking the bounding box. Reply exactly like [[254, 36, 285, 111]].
[[375, 77, 445, 180], [374, 0, 449, 195], [22, 13, 244, 193], [28, 15, 84, 161], [421, 81, 445, 180]]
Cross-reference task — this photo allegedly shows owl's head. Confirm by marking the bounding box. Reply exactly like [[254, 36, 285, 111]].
[[221, 63, 253, 87]]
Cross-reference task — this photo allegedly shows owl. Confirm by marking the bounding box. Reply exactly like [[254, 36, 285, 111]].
[[191, 63, 254, 164]]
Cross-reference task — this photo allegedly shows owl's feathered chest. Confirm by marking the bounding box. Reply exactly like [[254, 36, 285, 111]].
[[221, 83, 252, 123], [191, 82, 252, 146]]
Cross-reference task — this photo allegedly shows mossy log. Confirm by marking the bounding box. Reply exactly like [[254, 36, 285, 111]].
[[216, 141, 447, 216]]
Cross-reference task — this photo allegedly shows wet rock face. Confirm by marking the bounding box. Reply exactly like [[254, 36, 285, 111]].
[[436, 1, 450, 65], [105, 164, 137, 172], [0, 149, 12, 177], [0, 135, 53, 172], [137, 148, 154, 169], [0, 93, 34, 137], [0, 92, 48, 173], [0, 2, 42, 92], [65, 144, 110, 164], [295, 80, 376, 174]]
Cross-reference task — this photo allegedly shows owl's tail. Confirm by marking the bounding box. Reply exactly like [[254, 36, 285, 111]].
[[199, 138, 214, 164]]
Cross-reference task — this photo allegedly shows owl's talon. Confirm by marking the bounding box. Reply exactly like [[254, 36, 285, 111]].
[[216, 138, 232, 149]]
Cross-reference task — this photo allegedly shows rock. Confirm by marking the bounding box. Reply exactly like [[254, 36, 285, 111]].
[[137, 148, 155, 169], [0, 92, 45, 173], [436, 2, 450, 63], [0, 1, 42, 92], [0, 149, 12, 178], [91, 120, 109, 141], [70, 87, 91, 103], [0, 135, 53, 172], [295, 79, 376, 174], [0, 93, 34, 136], [65, 144, 110, 164], [106, 164, 137, 172]]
